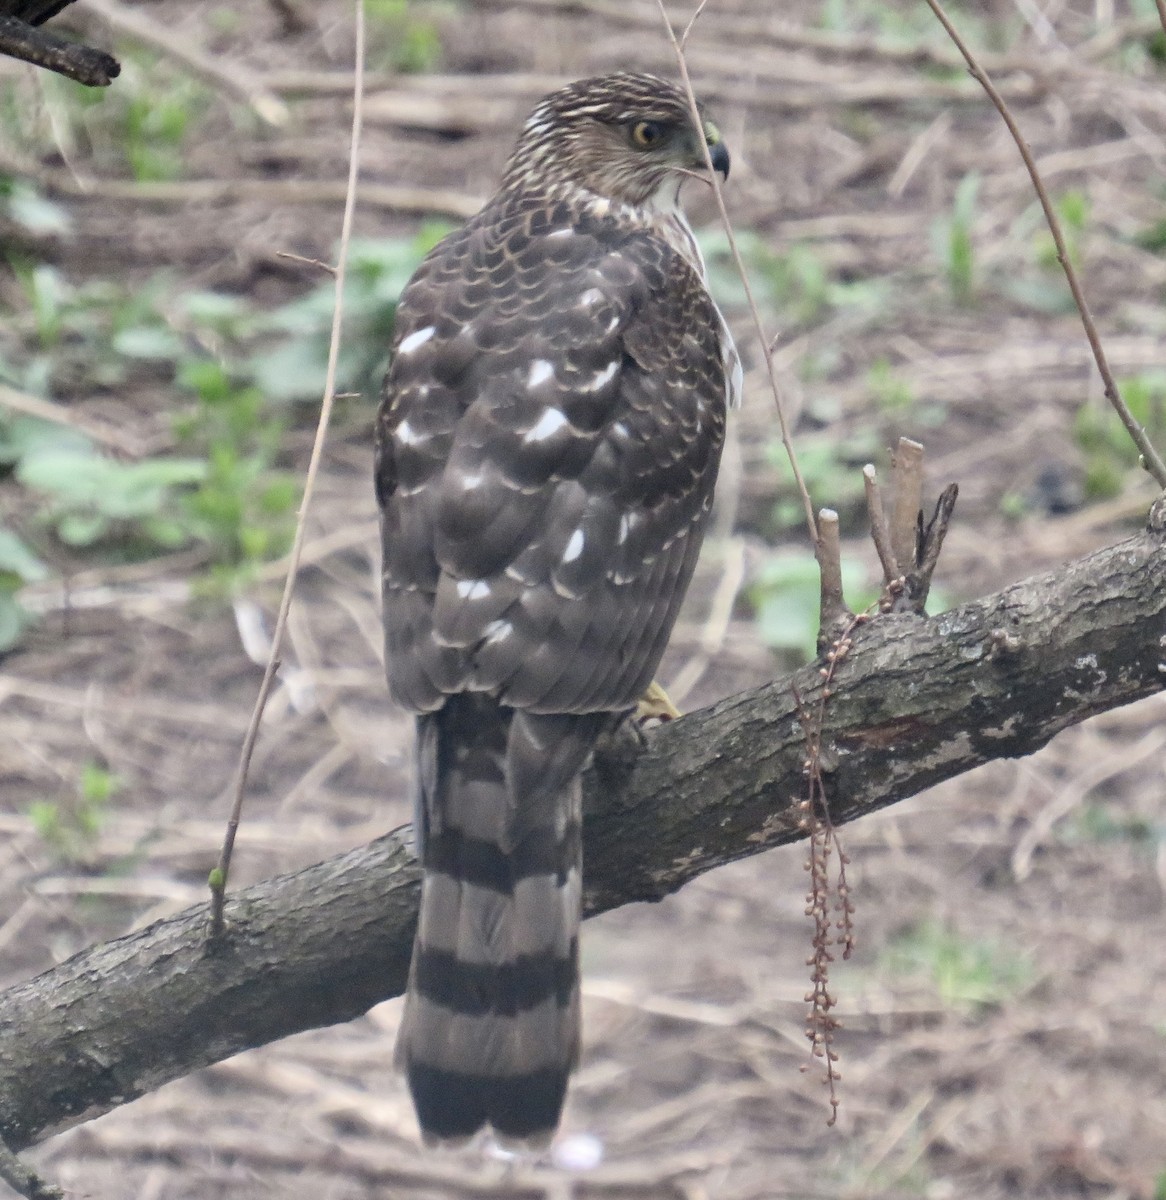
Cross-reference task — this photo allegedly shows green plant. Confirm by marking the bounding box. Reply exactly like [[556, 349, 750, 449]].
[[702, 231, 890, 328], [37, 61, 208, 183], [1034, 188, 1089, 271], [10, 261, 69, 351], [819, 0, 1015, 55], [2, 261, 186, 391], [995, 190, 1092, 315], [16, 437, 208, 551], [998, 490, 1028, 521], [122, 86, 198, 182], [931, 171, 980, 306], [28, 761, 119, 863], [175, 358, 298, 590], [1135, 213, 1166, 254], [0, 178, 70, 236], [880, 919, 1031, 1011], [866, 359, 949, 428], [867, 357, 915, 415], [0, 525, 47, 650], [365, 0, 445, 73], [0, 230, 442, 641], [1074, 372, 1166, 499], [750, 551, 875, 661], [768, 431, 879, 533], [248, 229, 450, 402], [1063, 802, 1158, 847]]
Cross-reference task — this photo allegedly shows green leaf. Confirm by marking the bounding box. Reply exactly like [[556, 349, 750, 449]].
[[249, 338, 331, 402], [180, 290, 252, 336], [56, 512, 110, 546], [5, 181, 71, 235], [751, 552, 874, 659], [0, 416, 92, 466], [0, 593, 29, 650], [0, 528, 48, 582], [999, 274, 1074, 315], [112, 324, 184, 361]]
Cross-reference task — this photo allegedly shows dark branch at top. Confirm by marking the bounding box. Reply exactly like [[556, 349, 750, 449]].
[[0, 2, 119, 86]]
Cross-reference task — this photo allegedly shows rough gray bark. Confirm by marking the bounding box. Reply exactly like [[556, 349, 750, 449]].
[[1, 508, 1163, 1152], [0, 2, 119, 86]]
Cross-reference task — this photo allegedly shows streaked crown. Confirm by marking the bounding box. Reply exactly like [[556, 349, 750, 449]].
[[500, 72, 728, 207]]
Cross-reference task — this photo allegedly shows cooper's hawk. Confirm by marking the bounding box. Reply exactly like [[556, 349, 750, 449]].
[[376, 71, 739, 1145]]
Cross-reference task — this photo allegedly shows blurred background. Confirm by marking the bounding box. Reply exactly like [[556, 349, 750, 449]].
[[1, 0, 1165, 1196]]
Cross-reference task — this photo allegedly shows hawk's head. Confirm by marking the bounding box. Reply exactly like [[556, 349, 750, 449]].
[[501, 72, 729, 208]]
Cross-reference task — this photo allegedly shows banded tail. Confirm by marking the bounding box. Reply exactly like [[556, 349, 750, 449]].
[[398, 693, 608, 1144]]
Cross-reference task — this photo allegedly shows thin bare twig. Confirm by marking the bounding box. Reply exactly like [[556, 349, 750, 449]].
[[1156, 0, 1166, 39], [209, 0, 366, 933], [654, 0, 819, 547], [862, 464, 899, 584], [922, 0, 1166, 491], [275, 250, 337, 275]]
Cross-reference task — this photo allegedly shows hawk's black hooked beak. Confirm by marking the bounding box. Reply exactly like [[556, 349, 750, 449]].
[[702, 120, 730, 179], [708, 139, 730, 179]]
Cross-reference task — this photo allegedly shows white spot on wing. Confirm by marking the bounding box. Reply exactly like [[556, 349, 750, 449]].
[[459, 473, 483, 490], [397, 325, 435, 355], [727, 341, 743, 410], [563, 530, 585, 563], [456, 579, 491, 601], [582, 361, 618, 392], [524, 408, 569, 443], [546, 227, 573, 240], [483, 619, 512, 643], [396, 420, 422, 446], [617, 514, 631, 545], [527, 359, 555, 388], [578, 287, 604, 308]]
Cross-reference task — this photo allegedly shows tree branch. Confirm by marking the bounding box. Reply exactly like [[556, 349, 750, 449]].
[[1, 510, 1163, 1152], [0, 0, 119, 86]]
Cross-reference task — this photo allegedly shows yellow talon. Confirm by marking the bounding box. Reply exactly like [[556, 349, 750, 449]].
[[635, 680, 682, 725]]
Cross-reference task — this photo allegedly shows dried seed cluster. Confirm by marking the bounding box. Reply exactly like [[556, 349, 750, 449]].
[[795, 619, 861, 1125]]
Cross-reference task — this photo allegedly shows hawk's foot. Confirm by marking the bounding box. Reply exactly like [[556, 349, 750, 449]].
[[635, 680, 681, 727]]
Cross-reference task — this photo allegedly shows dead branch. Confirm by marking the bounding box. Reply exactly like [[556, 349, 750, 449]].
[[814, 508, 850, 648], [1, 508, 1162, 1152], [862, 464, 898, 583], [889, 438, 925, 573], [0, 11, 118, 85]]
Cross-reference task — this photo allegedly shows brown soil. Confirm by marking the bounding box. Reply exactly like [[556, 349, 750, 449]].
[[2, 1, 1165, 1197]]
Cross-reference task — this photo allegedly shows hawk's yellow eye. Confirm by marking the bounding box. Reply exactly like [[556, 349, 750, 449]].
[[630, 120, 664, 148]]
